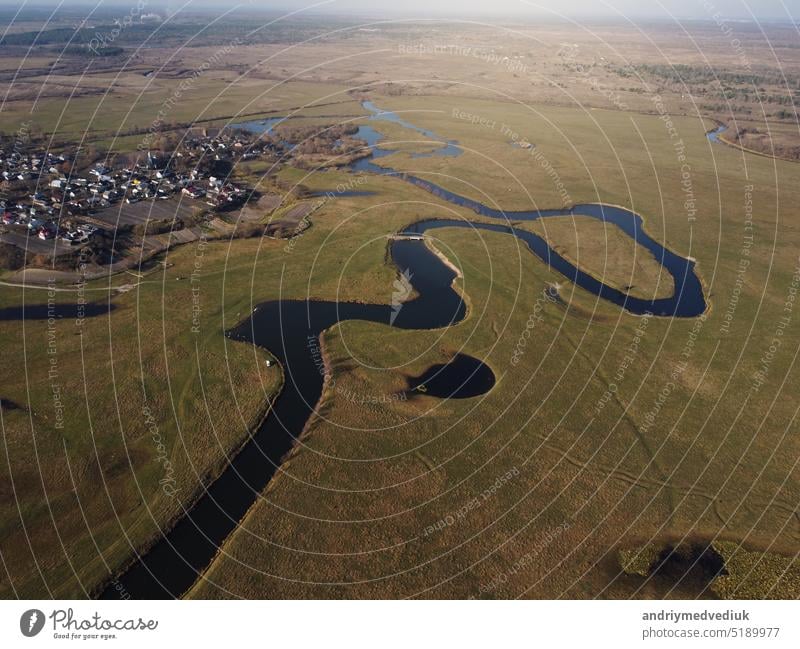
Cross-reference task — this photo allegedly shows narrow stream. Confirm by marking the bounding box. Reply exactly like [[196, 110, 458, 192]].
[[100, 101, 706, 599], [706, 124, 727, 144], [99, 237, 465, 599]]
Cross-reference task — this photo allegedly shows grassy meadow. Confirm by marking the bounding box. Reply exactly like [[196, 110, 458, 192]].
[[524, 215, 675, 300], [188, 95, 800, 598], [1, 86, 799, 599], [0, 73, 357, 152]]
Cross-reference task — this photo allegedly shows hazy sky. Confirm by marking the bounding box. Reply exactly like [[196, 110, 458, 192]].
[[18, 0, 800, 21], [165, 0, 800, 20], [291, 0, 799, 19]]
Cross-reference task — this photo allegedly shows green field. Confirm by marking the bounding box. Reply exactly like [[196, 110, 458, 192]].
[[189, 95, 800, 598], [0, 75, 358, 152], [1, 83, 799, 599]]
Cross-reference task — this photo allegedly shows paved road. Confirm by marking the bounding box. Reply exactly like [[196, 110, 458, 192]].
[[0, 228, 73, 255]]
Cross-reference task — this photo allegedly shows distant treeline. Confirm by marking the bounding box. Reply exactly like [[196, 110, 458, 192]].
[[0, 19, 347, 49], [614, 63, 800, 91], [62, 44, 125, 57], [1, 25, 124, 46], [611, 63, 800, 106]]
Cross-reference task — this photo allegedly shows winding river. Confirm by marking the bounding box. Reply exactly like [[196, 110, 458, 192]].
[[99, 101, 706, 599]]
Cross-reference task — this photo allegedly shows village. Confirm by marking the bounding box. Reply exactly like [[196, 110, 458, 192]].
[[0, 126, 278, 267]]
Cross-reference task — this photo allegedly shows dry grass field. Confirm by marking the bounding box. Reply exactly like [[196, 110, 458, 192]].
[[0, 16, 799, 600], [190, 94, 800, 599]]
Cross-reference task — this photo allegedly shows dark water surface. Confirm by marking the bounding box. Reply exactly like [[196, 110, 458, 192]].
[[101, 101, 706, 599], [100, 238, 466, 599], [406, 353, 496, 399]]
